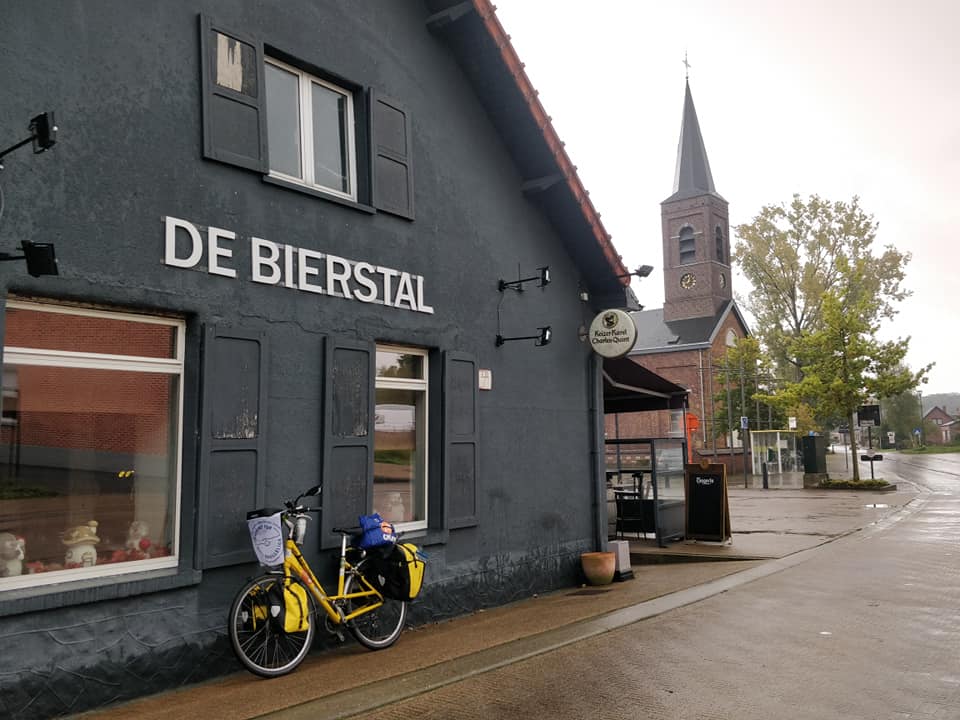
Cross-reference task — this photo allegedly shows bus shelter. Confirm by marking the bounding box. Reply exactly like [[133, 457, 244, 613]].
[[749, 430, 800, 475]]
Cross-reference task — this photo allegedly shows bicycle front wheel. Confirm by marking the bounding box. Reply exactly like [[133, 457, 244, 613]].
[[344, 572, 407, 650], [228, 574, 316, 677]]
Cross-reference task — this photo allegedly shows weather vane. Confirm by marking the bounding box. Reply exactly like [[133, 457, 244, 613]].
[[683, 51, 691, 80]]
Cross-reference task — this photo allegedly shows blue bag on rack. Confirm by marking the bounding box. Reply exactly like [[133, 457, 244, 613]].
[[357, 513, 397, 549]]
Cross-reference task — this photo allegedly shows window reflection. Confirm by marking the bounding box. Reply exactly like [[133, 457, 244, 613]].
[[0, 303, 182, 587], [373, 390, 422, 524], [265, 63, 303, 179], [376, 351, 423, 379]]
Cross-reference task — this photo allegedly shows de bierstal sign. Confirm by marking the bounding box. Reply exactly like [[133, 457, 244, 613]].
[[162, 216, 434, 314]]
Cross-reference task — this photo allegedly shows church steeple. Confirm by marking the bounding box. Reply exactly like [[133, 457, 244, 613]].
[[667, 80, 721, 203], [661, 78, 732, 323]]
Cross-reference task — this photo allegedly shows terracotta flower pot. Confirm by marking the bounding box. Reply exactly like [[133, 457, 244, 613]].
[[580, 551, 615, 586]]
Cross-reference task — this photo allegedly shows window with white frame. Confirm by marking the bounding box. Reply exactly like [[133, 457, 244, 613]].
[[668, 410, 684, 437], [265, 57, 357, 200], [374, 346, 427, 531], [0, 301, 184, 591]]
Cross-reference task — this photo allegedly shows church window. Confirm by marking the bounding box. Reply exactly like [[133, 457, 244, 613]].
[[679, 226, 695, 264], [715, 226, 724, 262]]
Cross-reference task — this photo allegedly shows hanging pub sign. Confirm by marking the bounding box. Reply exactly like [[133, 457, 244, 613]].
[[587, 309, 638, 358], [684, 461, 731, 543]]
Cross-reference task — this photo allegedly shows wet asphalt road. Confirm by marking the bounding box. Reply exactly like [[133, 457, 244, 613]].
[[356, 453, 960, 720]]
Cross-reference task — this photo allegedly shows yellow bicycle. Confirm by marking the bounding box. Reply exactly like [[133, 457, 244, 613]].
[[228, 486, 407, 677]]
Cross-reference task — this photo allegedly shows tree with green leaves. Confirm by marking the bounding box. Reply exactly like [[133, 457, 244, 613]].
[[774, 255, 930, 480], [880, 385, 924, 449], [734, 194, 911, 383], [712, 337, 786, 440]]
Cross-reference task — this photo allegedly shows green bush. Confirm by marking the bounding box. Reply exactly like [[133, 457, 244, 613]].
[[818, 479, 891, 490]]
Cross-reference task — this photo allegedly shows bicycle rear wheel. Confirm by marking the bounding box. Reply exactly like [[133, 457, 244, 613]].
[[344, 572, 407, 649], [228, 574, 316, 677]]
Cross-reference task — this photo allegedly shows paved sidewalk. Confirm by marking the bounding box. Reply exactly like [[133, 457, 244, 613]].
[[73, 449, 912, 720]]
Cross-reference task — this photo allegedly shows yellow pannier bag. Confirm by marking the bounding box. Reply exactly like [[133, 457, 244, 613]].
[[281, 579, 309, 633], [369, 542, 425, 601], [251, 579, 309, 633]]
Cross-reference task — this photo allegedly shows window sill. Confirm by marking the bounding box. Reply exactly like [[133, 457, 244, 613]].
[[0, 566, 202, 618], [263, 175, 376, 214], [401, 528, 449, 548]]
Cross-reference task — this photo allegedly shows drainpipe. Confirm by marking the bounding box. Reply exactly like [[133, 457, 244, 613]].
[[588, 353, 606, 552], [698, 350, 707, 448]]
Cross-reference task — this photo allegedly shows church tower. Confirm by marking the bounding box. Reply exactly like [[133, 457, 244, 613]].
[[661, 80, 732, 322]]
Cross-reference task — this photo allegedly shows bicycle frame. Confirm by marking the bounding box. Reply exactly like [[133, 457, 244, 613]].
[[280, 533, 384, 625]]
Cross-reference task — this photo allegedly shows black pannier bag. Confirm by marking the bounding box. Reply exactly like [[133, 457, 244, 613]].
[[366, 542, 425, 601]]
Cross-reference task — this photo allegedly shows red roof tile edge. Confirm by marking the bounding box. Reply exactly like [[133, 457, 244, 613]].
[[472, 0, 630, 283]]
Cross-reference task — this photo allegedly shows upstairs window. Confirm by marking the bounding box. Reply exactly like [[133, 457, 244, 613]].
[[265, 58, 357, 201], [200, 18, 415, 218], [668, 410, 684, 437], [679, 226, 696, 264]]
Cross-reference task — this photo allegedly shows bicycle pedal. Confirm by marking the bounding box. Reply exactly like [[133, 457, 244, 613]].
[[324, 615, 346, 642]]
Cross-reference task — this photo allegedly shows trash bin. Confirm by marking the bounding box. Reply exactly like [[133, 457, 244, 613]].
[[801, 435, 827, 474]]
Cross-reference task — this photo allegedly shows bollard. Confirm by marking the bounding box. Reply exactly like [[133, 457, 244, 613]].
[[762, 461, 769, 489]]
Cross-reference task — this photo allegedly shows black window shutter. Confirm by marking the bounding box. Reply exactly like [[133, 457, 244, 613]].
[[371, 90, 415, 220], [199, 15, 267, 172], [321, 337, 375, 548], [196, 326, 269, 568], [443, 351, 479, 529]]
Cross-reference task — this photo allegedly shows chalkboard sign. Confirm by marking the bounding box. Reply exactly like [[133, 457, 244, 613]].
[[684, 462, 731, 542]]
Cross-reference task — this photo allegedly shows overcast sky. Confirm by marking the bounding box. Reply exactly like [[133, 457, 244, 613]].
[[494, 0, 959, 396]]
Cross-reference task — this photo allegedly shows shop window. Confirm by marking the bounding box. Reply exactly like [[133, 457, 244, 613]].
[[0, 301, 183, 591], [374, 346, 427, 532], [679, 226, 696, 264], [265, 57, 357, 201]]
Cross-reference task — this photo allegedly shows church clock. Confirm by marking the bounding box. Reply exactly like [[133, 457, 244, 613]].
[[680, 272, 696, 289]]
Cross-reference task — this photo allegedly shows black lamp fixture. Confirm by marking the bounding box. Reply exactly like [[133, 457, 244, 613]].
[[0, 112, 60, 277], [0, 241, 59, 277], [616, 264, 654, 281], [0, 112, 57, 163], [496, 326, 552, 347], [498, 266, 550, 292]]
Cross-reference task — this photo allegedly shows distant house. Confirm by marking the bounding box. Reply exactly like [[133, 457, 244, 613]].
[[924, 406, 959, 444]]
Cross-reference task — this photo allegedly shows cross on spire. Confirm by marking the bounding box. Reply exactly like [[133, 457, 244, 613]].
[[683, 51, 691, 80]]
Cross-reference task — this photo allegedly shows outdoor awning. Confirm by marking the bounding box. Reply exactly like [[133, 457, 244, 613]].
[[602, 356, 689, 414]]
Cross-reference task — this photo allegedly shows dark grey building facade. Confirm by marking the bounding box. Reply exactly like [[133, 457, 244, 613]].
[[0, 1, 633, 715]]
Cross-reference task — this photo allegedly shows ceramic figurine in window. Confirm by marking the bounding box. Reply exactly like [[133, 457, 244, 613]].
[[0, 532, 24, 577], [62, 520, 100, 567], [126, 520, 151, 555]]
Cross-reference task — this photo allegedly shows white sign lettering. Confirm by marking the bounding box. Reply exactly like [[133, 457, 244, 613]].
[[163, 216, 434, 314]]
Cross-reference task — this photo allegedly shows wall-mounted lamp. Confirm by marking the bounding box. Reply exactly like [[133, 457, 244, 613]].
[[0, 241, 59, 277], [0, 113, 60, 278], [499, 266, 550, 292], [496, 326, 552, 347], [0, 112, 57, 164], [616, 264, 654, 280]]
